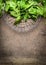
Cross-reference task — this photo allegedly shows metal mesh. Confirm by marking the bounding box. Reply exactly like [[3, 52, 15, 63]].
[[3, 13, 41, 33]]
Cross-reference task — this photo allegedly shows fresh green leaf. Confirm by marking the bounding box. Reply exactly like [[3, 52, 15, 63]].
[[4, 0, 46, 25]]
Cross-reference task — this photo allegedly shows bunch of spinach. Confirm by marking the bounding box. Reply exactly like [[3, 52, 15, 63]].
[[4, 0, 46, 25]]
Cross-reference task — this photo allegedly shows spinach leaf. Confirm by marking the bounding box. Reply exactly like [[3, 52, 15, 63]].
[[0, 0, 4, 17], [4, 0, 46, 25]]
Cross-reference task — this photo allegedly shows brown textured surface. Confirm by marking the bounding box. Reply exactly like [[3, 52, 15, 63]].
[[0, 18, 46, 65]]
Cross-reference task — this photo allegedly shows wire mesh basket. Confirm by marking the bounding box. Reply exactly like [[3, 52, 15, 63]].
[[3, 13, 41, 33]]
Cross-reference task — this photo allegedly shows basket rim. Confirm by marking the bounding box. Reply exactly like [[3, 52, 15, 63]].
[[3, 13, 41, 33]]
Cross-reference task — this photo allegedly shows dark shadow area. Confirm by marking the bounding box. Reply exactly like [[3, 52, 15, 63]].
[[0, 18, 12, 63]]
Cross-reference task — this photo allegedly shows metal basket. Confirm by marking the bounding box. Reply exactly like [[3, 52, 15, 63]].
[[3, 13, 41, 33]]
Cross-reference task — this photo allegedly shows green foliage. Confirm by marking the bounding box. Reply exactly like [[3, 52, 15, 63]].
[[0, 0, 4, 17], [0, 0, 46, 24]]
